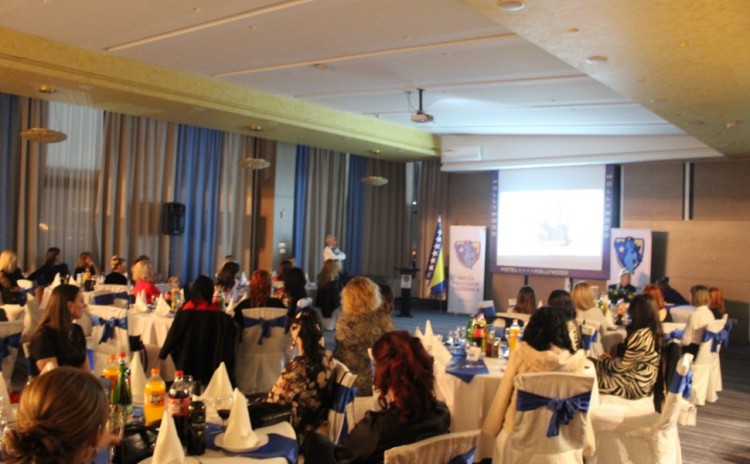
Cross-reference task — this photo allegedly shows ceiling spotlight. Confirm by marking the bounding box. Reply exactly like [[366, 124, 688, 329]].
[[238, 157, 271, 169], [360, 176, 389, 187], [248, 125, 263, 132], [38, 85, 57, 94], [498, 1, 525, 11]]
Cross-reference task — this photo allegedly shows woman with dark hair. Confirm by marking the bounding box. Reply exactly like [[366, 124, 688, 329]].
[[547, 289, 579, 348], [181, 275, 220, 311], [482, 307, 587, 454], [216, 261, 241, 302], [264, 308, 334, 441], [104, 255, 128, 285], [29, 284, 90, 373], [642, 283, 672, 323], [305, 330, 451, 463], [315, 259, 344, 318], [282, 267, 308, 329], [512, 285, 537, 315], [596, 294, 662, 400], [28, 247, 69, 287], [3, 367, 111, 463]]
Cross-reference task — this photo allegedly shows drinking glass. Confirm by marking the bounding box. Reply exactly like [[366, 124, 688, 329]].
[[106, 405, 125, 462], [215, 394, 233, 431]]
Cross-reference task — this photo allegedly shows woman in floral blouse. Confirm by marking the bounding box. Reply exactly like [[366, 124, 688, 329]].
[[265, 307, 334, 441]]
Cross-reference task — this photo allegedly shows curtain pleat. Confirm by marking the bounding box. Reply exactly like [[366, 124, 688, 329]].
[[416, 160, 449, 297], [360, 159, 409, 281], [344, 155, 367, 276], [293, 145, 309, 270], [0, 93, 21, 251]]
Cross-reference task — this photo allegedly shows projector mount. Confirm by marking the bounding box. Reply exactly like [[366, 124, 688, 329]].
[[410, 88, 434, 123]]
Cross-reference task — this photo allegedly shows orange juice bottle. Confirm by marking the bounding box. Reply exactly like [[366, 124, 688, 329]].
[[144, 368, 167, 425], [101, 355, 119, 402], [508, 319, 521, 353]]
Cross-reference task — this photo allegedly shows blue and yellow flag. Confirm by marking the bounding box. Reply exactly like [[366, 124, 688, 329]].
[[425, 216, 445, 294]]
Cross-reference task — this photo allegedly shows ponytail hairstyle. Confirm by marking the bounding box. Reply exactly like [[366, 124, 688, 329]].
[[3, 367, 108, 464], [372, 331, 436, 422], [290, 308, 325, 368]]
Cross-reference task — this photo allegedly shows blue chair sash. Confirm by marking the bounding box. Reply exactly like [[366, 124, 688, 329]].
[[90, 315, 128, 343], [0, 332, 21, 358], [668, 369, 692, 400], [516, 389, 592, 438], [581, 330, 599, 350], [243, 316, 286, 345], [92, 293, 115, 305], [447, 447, 476, 464], [664, 328, 684, 343], [331, 382, 357, 442], [703, 328, 728, 353]]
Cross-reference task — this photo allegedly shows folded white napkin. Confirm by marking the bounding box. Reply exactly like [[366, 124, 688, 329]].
[[40, 360, 57, 375], [424, 320, 435, 339], [297, 297, 313, 310], [155, 294, 171, 317], [202, 362, 233, 402], [414, 326, 424, 338], [152, 411, 185, 464], [130, 352, 146, 405], [50, 273, 61, 289], [135, 291, 149, 313], [223, 388, 258, 450], [225, 296, 237, 318], [431, 340, 453, 366]]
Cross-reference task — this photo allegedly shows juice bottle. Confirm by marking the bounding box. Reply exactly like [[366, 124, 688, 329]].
[[508, 319, 521, 353], [101, 355, 119, 402], [144, 368, 166, 426]]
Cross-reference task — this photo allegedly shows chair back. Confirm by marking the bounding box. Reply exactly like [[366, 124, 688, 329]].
[[384, 429, 480, 464], [16, 279, 33, 291], [506, 372, 595, 464], [695, 316, 727, 364], [235, 307, 290, 394], [86, 305, 130, 375], [328, 359, 358, 445], [659, 353, 693, 430], [690, 316, 727, 405], [0, 321, 24, 389]]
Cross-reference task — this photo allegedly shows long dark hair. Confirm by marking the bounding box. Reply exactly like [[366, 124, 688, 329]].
[[284, 268, 307, 305], [188, 275, 214, 304], [372, 331, 436, 422], [292, 308, 325, 368], [36, 284, 80, 337], [514, 286, 537, 315], [522, 306, 576, 354], [547, 289, 577, 321], [627, 294, 663, 352], [216, 261, 240, 291], [43, 247, 61, 267]]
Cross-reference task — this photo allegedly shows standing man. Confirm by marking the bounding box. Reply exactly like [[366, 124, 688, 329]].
[[323, 234, 346, 262]]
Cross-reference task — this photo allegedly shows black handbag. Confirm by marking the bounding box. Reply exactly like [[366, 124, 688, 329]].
[[112, 422, 159, 464]]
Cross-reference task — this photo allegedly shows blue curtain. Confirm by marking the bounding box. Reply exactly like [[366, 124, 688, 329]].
[[172, 126, 223, 284], [293, 145, 309, 270], [344, 155, 367, 275], [0, 93, 20, 250]]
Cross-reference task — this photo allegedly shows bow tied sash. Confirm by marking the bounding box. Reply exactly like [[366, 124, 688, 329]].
[[664, 328, 684, 343], [516, 389, 592, 438], [668, 369, 693, 399], [90, 315, 128, 343], [0, 332, 21, 358], [580, 330, 599, 350], [703, 329, 728, 352], [243, 316, 286, 345]]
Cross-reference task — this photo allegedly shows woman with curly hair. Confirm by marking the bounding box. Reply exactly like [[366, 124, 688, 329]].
[[3, 367, 111, 463], [481, 306, 589, 459], [334, 276, 393, 396], [263, 308, 334, 442], [305, 330, 450, 462]]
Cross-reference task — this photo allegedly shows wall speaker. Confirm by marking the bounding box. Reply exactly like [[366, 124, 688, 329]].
[[162, 202, 185, 235]]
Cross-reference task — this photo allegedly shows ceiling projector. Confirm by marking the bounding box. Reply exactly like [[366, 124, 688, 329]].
[[411, 110, 434, 123]]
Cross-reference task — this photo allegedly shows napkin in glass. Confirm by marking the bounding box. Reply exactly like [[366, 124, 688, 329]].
[[222, 388, 259, 450], [202, 362, 233, 402], [129, 352, 146, 405], [152, 411, 185, 464], [431, 339, 453, 367], [155, 294, 171, 317], [424, 319, 435, 340], [134, 291, 150, 313]]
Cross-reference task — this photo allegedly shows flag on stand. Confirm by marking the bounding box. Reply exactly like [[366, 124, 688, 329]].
[[425, 216, 445, 294]]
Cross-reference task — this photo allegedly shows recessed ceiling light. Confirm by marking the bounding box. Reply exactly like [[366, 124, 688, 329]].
[[248, 125, 263, 132], [313, 63, 329, 70], [498, 1, 525, 11], [568, 27, 579, 33], [585, 55, 608, 64], [38, 85, 57, 94], [367, 149, 381, 155], [725, 120, 740, 129]]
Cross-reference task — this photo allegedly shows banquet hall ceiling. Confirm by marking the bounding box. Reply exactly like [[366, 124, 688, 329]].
[[0, 0, 746, 161]]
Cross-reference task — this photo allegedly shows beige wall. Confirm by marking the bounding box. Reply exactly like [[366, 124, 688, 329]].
[[446, 160, 750, 343]]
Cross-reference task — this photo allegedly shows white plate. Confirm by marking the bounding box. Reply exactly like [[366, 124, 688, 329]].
[[214, 432, 269, 453]]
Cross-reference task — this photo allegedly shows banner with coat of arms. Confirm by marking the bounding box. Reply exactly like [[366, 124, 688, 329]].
[[448, 226, 487, 314], [608, 228, 652, 290]]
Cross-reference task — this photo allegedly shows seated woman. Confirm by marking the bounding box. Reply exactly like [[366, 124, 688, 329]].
[[315, 259, 344, 319], [72, 251, 99, 278], [281, 267, 309, 330], [215, 260, 241, 304], [263, 308, 334, 442], [28, 247, 69, 288], [233, 269, 285, 330], [0, 249, 25, 305], [642, 283, 672, 323], [131, 259, 160, 304], [708, 286, 726, 320], [159, 276, 236, 385], [481, 307, 588, 458], [29, 284, 90, 373], [305, 330, 451, 463], [512, 285, 537, 315], [681, 285, 715, 356], [3, 367, 110, 464], [547, 289, 579, 348], [104, 255, 128, 285], [596, 294, 662, 400], [334, 276, 393, 396]]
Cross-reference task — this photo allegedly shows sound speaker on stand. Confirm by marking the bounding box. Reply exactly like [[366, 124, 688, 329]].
[[162, 202, 185, 235]]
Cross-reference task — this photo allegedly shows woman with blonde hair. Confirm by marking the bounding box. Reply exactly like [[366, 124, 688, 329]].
[[104, 255, 128, 285], [132, 259, 160, 304], [0, 249, 24, 305], [3, 367, 110, 463], [334, 276, 393, 396], [681, 285, 715, 356], [572, 281, 611, 328]]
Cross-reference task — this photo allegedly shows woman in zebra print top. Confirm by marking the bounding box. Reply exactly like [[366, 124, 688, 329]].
[[596, 294, 663, 399]]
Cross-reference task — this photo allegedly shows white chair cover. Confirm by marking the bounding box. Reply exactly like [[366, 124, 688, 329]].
[[86, 305, 130, 375], [235, 307, 290, 394], [690, 316, 727, 405], [669, 306, 695, 324], [577, 319, 603, 358], [589, 353, 693, 464], [16, 279, 33, 291], [0, 321, 24, 390], [328, 359, 358, 445], [496, 372, 595, 464], [384, 429, 480, 464]]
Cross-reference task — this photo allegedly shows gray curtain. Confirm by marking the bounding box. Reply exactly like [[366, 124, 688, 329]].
[[416, 160, 449, 297]]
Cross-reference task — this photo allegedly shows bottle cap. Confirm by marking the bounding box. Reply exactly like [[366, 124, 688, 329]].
[[175, 370, 184, 377], [151, 368, 161, 376]]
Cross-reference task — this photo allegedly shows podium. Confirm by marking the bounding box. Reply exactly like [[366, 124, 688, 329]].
[[395, 267, 419, 317]]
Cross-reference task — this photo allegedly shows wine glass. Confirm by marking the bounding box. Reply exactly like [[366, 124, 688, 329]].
[[105, 405, 125, 462], [215, 394, 233, 431]]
